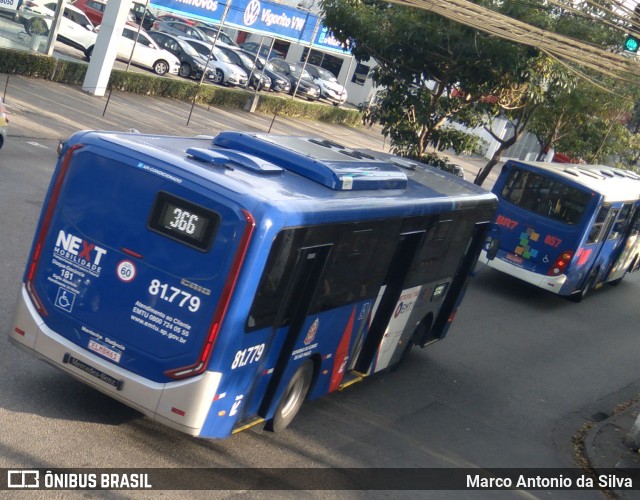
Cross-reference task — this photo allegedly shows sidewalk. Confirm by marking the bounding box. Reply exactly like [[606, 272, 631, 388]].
[[584, 398, 640, 498]]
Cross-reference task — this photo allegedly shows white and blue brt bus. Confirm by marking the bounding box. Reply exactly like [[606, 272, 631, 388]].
[[480, 161, 640, 301], [11, 131, 496, 438]]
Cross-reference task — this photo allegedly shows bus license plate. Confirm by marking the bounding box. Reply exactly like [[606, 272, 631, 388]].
[[88, 339, 122, 363]]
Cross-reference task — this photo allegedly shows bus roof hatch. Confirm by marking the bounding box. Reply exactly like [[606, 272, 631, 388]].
[[211, 132, 408, 191]]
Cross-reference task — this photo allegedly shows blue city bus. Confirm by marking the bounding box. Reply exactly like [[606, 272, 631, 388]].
[[480, 160, 640, 301], [11, 131, 496, 438]]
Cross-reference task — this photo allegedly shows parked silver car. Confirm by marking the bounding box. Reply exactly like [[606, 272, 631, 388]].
[[193, 21, 237, 47], [305, 64, 348, 106], [182, 38, 248, 86], [153, 20, 211, 44]]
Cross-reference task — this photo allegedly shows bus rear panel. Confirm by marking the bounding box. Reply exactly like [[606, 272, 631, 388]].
[[11, 131, 496, 438]]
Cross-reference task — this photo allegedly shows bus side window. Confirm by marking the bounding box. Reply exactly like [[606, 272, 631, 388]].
[[631, 209, 640, 236], [587, 205, 611, 244], [405, 212, 474, 287], [310, 220, 401, 314], [246, 229, 304, 331], [610, 204, 632, 240]]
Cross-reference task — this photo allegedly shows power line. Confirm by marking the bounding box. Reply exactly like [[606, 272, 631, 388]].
[[386, 0, 640, 82], [543, 0, 631, 35]]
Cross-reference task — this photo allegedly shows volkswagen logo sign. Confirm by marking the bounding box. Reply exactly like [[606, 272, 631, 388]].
[[244, 0, 261, 26]]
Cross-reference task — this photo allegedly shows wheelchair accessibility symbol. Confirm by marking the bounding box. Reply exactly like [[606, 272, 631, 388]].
[[55, 288, 76, 313]]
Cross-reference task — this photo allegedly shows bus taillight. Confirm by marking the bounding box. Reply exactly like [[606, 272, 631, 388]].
[[165, 210, 255, 380], [547, 251, 574, 276], [26, 144, 84, 317]]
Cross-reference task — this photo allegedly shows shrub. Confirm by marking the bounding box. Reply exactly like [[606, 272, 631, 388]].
[[0, 48, 56, 78], [52, 59, 88, 85], [0, 47, 362, 127]]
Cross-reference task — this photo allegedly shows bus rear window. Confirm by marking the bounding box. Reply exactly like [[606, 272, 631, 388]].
[[500, 168, 591, 225]]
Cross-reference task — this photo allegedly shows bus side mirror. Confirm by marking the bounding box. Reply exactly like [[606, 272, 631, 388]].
[[485, 237, 499, 261]]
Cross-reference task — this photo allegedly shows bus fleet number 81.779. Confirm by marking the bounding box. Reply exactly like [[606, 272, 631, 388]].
[[148, 279, 201, 312]]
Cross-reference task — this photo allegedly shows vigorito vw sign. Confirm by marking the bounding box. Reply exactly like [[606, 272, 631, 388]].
[[150, 0, 350, 54], [150, 0, 351, 53], [151, 0, 318, 44], [244, 0, 260, 26], [243, 0, 308, 30]]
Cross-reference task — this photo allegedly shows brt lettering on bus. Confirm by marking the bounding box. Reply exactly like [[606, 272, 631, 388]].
[[496, 215, 518, 230], [544, 234, 563, 248]]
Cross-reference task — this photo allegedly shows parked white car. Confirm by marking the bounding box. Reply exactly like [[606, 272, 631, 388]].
[[305, 64, 348, 106], [19, 0, 97, 60], [181, 38, 248, 86], [118, 25, 181, 76]]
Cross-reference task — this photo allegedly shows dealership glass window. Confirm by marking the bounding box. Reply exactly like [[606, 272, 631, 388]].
[[351, 63, 370, 85], [300, 48, 344, 78], [273, 40, 290, 59]]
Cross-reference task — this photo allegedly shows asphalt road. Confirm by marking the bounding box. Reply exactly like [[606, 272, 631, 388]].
[[1, 132, 639, 499]]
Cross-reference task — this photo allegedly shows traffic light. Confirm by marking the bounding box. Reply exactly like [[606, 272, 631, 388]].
[[624, 34, 639, 53]]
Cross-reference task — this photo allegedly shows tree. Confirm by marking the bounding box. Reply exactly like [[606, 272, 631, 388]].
[[321, 0, 636, 185], [321, 0, 537, 167], [527, 79, 637, 164], [472, 54, 575, 185]]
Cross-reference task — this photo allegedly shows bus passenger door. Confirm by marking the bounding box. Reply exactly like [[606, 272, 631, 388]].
[[589, 206, 624, 287], [354, 230, 426, 374], [256, 244, 332, 421], [606, 206, 640, 282]]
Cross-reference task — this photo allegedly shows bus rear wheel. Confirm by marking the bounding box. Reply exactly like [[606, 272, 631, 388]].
[[571, 272, 596, 302], [267, 361, 313, 433]]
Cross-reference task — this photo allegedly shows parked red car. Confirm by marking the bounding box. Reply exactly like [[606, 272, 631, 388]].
[[72, 0, 154, 28], [71, 0, 106, 26]]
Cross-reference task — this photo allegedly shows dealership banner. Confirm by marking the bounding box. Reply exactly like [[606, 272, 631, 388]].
[[150, 0, 351, 54]]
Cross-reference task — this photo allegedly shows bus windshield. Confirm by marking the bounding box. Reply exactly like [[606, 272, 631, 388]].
[[500, 167, 591, 225]]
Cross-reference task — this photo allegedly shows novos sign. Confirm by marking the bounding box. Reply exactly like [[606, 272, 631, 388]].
[[150, 0, 351, 54]]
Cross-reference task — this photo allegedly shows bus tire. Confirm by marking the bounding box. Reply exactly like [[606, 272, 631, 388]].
[[267, 361, 313, 433], [571, 272, 596, 302]]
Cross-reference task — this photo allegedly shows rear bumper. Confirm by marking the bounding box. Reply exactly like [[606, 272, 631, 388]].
[[10, 285, 222, 436], [479, 250, 567, 293]]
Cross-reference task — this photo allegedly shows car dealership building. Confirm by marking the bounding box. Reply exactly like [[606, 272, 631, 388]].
[[148, 0, 376, 106]]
